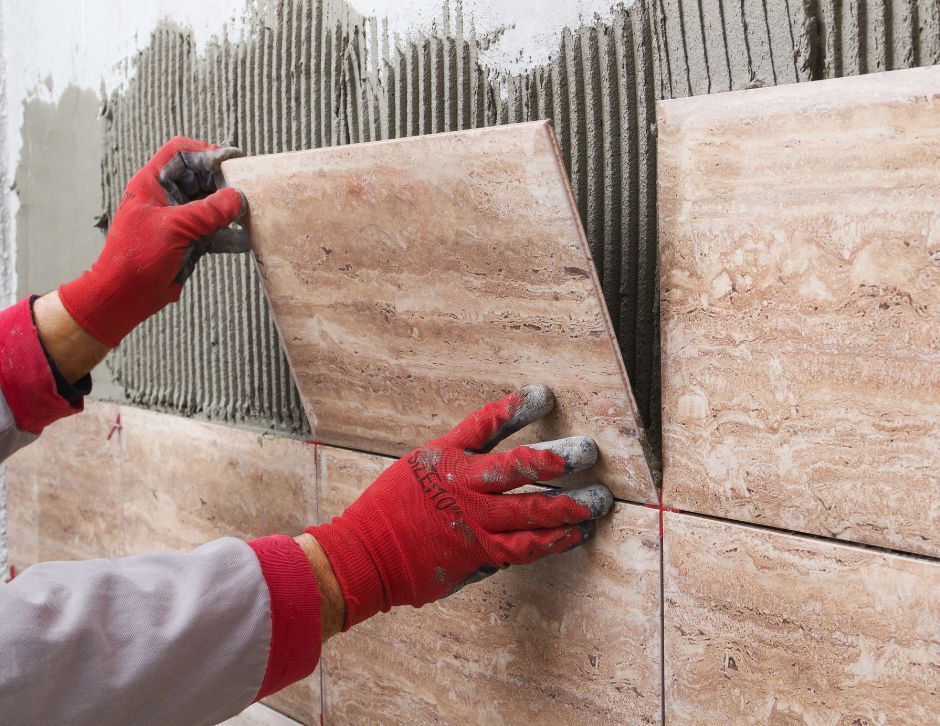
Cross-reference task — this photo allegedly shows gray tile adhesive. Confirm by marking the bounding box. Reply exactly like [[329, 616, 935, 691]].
[[99, 0, 940, 449]]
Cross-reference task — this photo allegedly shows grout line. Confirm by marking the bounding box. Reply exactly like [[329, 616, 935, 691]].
[[103, 401, 936, 566], [668, 507, 940, 565], [659, 506, 666, 725]]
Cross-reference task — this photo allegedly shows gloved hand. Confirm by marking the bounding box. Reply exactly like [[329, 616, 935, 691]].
[[308, 385, 614, 630], [59, 136, 249, 348]]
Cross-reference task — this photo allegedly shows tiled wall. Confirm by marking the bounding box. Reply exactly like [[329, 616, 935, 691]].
[[6, 401, 938, 723], [654, 66, 940, 723]]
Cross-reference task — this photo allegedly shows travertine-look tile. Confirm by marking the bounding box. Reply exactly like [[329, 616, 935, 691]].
[[316, 445, 662, 724], [221, 703, 303, 726], [5, 401, 123, 567], [261, 676, 319, 726], [119, 406, 315, 555], [223, 122, 657, 503], [663, 512, 940, 724], [658, 66, 940, 555]]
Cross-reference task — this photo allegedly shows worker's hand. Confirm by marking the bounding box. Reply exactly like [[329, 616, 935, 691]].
[[59, 136, 249, 348], [307, 385, 614, 631]]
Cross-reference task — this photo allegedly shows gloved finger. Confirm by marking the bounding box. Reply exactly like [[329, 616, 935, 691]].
[[526, 436, 598, 473], [160, 147, 243, 204], [470, 436, 598, 492], [487, 521, 596, 567], [169, 187, 246, 240], [439, 384, 555, 453], [478, 484, 613, 532], [201, 227, 251, 254], [146, 136, 216, 175]]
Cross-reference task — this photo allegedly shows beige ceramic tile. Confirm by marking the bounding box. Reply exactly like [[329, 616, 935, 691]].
[[120, 406, 315, 555], [262, 673, 320, 726], [222, 122, 657, 504], [658, 66, 940, 556], [664, 512, 940, 724], [5, 401, 123, 567], [221, 702, 304, 725], [315, 445, 662, 725]]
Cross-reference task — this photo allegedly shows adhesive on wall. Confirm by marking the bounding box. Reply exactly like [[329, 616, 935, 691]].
[[98, 0, 940, 452]]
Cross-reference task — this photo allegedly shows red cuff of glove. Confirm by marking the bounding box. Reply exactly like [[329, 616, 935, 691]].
[[247, 534, 322, 700], [0, 297, 84, 434], [306, 517, 411, 631]]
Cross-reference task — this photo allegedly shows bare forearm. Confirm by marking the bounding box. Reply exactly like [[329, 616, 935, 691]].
[[33, 291, 110, 383], [294, 534, 345, 640]]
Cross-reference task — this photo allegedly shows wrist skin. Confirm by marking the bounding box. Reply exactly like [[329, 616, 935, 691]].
[[33, 291, 110, 383], [294, 534, 345, 640]]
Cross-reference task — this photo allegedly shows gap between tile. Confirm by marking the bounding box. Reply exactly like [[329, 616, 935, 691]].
[[668, 508, 940, 565]]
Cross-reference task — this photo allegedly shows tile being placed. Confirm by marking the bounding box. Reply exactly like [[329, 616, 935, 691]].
[[222, 121, 657, 504], [5, 401, 123, 567], [315, 445, 662, 725], [663, 512, 940, 724], [658, 66, 940, 556]]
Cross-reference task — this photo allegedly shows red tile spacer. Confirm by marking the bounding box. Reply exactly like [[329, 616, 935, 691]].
[[106, 412, 122, 440], [645, 494, 683, 539]]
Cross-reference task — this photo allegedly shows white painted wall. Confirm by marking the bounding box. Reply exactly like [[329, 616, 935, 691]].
[[0, 0, 625, 577]]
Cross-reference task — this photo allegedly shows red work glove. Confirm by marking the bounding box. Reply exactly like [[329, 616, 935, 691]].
[[308, 385, 614, 630], [59, 136, 249, 347]]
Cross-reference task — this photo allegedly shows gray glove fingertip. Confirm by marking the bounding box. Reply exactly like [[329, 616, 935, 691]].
[[478, 384, 555, 452], [546, 484, 614, 519], [527, 436, 598, 473], [202, 227, 251, 254]]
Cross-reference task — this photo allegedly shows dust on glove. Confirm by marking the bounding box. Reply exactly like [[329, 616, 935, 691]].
[[59, 136, 249, 347], [307, 385, 614, 630]]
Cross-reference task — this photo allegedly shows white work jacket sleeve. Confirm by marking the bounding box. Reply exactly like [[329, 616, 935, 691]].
[[0, 538, 271, 726]]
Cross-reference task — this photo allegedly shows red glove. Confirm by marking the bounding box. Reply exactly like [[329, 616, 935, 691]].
[[59, 136, 249, 347], [308, 385, 614, 630]]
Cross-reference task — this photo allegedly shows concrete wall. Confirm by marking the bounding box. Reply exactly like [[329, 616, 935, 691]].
[[1, 0, 938, 574]]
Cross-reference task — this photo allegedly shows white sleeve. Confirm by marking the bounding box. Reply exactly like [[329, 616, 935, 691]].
[[0, 537, 271, 726]]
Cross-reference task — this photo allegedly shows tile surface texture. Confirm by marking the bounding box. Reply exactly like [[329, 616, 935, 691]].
[[119, 406, 315, 556], [223, 122, 657, 504], [663, 512, 940, 724], [221, 703, 303, 726], [315, 445, 662, 725], [5, 401, 123, 567], [658, 66, 940, 556]]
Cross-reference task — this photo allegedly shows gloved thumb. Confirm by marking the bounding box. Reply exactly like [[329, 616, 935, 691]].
[[170, 187, 246, 240]]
